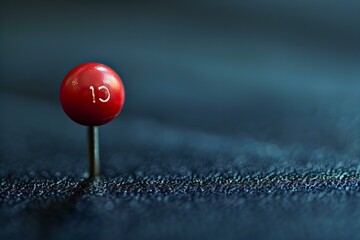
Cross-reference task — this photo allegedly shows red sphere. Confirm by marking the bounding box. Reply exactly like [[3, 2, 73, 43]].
[[60, 63, 125, 126]]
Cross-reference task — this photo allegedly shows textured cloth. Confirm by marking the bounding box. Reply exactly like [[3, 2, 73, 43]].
[[2, 1, 360, 239], [1, 94, 360, 240]]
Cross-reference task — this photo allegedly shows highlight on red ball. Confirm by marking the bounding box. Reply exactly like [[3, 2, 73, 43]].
[[60, 63, 125, 126]]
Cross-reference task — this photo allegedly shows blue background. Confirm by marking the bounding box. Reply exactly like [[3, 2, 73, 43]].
[[1, 1, 360, 239]]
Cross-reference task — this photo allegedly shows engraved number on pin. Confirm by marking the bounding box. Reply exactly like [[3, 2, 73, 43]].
[[89, 85, 110, 103]]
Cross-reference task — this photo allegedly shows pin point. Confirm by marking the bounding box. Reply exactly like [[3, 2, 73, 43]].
[[60, 62, 125, 178]]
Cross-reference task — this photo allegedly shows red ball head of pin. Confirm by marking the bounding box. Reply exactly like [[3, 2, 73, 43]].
[[60, 63, 125, 126]]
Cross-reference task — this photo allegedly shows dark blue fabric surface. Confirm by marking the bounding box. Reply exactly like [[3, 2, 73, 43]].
[[2, 1, 360, 239], [1, 93, 360, 240]]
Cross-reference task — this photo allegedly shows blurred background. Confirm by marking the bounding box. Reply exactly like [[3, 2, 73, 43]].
[[2, 1, 360, 239], [1, 0, 360, 172], [2, 0, 360, 150]]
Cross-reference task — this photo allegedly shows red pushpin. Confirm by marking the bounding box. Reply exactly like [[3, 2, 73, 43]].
[[60, 62, 125, 178]]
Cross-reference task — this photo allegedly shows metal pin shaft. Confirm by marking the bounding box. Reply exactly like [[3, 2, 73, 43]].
[[88, 126, 100, 178]]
